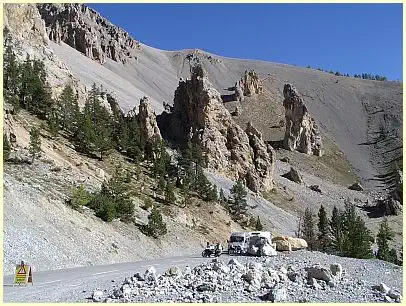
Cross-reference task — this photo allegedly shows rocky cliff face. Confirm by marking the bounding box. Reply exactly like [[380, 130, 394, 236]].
[[37, 3, 141, 65], [3, 4, 87, 101], [283, 84, 323, 156], [159, 65, 273, 193]]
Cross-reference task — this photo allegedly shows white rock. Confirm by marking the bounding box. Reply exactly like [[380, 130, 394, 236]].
[[379, 282, 391, 294], [280, 267, 288, 274], [263, 287, 287, 302], [92, 290, 105, 302]]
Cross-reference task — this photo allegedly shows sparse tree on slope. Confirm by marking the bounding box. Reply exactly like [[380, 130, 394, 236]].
[[29, 127, 41, 163], [230, 179, 248, 215]]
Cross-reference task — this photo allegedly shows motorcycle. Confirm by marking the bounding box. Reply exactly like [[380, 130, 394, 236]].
[[228, 245, 244, 255], [202, 246, 222, 257]]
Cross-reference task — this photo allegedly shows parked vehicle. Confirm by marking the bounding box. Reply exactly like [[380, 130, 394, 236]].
[[202, 243, 222, 257], [227, 231, 272, 255]]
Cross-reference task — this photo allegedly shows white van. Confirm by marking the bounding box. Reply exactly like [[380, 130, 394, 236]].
[[227, 232, 251, 254], [227, 231, 272, 255]]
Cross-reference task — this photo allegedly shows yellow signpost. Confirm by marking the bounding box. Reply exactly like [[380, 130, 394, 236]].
[[13, 262, 33, 286]]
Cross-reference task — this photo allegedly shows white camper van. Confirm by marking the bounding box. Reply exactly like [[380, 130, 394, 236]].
[[227, 231, 272, 255], [227, 232, 251, 255]]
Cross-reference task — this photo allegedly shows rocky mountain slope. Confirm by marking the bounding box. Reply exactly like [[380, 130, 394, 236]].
[[3, 3, 402, 276]]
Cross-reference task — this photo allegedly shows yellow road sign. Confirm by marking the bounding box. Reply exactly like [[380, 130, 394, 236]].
[[14, 264, 33, 285]]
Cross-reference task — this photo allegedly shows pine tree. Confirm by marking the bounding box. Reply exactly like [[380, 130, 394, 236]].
[[69, 184, 93, 210], [143, 207, 167, 238], [317, 205, 329, 251], [341, 200, 373, 259], [3, 45, 20, 97], [302, 207, 316, 250], [219, 188, 226, 203], [164, 181, 176, 205], [156, 176, 166, 196], [3, 134, 11, 161], [29, 127, 41, 163], [230, 179, 248, 215], [330, 206, 344, 254], [55, 85, 79, 132], [376, 218, 394, 262]]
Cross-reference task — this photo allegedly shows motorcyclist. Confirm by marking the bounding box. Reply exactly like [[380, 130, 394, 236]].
[[215, 242, 223, 255]]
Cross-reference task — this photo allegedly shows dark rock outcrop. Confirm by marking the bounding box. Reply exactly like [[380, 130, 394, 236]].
[[349, 182, 364, 191], [37, 3, 141, 64], [283, 84, 323, 156], [377, 196, 402, 216], [282, 167, 303, 184], [158, 65, 273, 193]]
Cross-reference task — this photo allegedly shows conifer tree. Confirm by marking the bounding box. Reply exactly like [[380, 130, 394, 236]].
[[376, 218, 394, 262], [143, 207, 167, 238], [29, 127, 41, 163], [341, 200, 373, 259], [230, 179, 248, 215], [302, 207, 316, 250], [317, 205, 329, 251], [3, 45, 20, 96], [3, 134, 11, 161], [164, 181, 176, 205], [330, 206, 344, 254]]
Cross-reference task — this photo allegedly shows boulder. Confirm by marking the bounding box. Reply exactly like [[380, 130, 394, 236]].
[[379, 282, 391, 294], [272, 237, 292, 252], [329, 263, 343, 280], [92, 290, 105, 302], [262, 244, 277, 256], [307, 265, 333, 282], [282, 167, 303, 184], [196, 282, 216, 292], [261, 287, 287, 302], [282, 84, 323, 156], [349, 182, 363, 191], [287, 237, 308, 250], [309, 185, 322, 194]]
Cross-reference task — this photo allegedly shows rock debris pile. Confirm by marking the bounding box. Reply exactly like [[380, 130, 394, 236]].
[[92, 254, 402, 303]]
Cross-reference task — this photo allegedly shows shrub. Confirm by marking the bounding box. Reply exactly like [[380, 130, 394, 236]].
[[93, 193, 117, 222], [69, 185, 93, 210]]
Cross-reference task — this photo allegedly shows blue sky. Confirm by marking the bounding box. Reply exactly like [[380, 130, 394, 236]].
[[89, 4, 403, 80]]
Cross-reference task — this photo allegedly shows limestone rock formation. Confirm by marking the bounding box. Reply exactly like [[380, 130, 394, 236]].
[[282, 84, 323, 156], [245, 122, 275, 192], [37, 3, 141, 65], [138, 96, 162, 145], [235, 70, 263, 100], [159, 65, 273, 193]]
